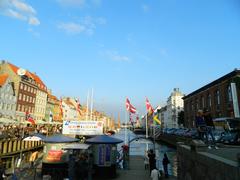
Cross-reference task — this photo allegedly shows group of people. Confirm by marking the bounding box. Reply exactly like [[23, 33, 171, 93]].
[[195, 109, 219, 149], [0, 124, 62, 140], [144, 149, 170, 179]]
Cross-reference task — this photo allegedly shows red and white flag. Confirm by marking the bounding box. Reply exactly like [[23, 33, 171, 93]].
[[126, 98, 137, 114], [146, 98, 154, 113], [25, 111, 35, 125]]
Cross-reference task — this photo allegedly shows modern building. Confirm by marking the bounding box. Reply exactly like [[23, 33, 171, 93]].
[[0, 74, 17, 120], [159, 105, 168, 128], [0, 61, 38, 122], [165, 88, 184, 128], [183, 69, 240, 128]]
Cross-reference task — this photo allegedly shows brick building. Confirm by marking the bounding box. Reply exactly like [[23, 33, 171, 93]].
[[0, 61, 38, 122], [183, 69, 240, 128]]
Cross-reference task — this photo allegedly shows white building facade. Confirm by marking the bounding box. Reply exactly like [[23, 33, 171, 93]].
[[165, 88, 184, 128], [0, 75, 17, 119], [62, 99, 78, 120]]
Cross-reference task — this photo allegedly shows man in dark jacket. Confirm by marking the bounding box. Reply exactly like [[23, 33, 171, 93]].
[[195, 110, 207, 142], [148, 149, 156, 175], [204, 109, 219, 149]]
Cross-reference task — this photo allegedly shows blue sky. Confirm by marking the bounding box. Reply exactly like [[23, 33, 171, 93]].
[[0, 0, 240, 120]]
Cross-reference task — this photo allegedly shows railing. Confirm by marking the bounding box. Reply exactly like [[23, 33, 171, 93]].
[[0, 139, 43, 157]]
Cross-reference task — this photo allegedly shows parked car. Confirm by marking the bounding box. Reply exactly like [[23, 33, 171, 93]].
[[220, 131, 240, 145]]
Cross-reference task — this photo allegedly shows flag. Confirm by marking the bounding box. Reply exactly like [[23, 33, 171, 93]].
[[153, 114, 161, 125], [75, 98, 82, 115], [25, 111, 35, 125], [126, 98, 137, 113], [146, 98, 154, 114]]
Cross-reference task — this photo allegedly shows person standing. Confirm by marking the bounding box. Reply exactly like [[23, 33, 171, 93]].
[[162, 153, 170, 178], [144, 150, 149, 170], [148, 149, 156, 174], [195, 110, 208, 143]]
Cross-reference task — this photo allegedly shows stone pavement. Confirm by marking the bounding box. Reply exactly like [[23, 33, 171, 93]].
[[95, 156, 176, 180]]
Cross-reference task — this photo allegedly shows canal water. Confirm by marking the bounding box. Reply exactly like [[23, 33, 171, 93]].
[[114, 129, 177, 177]]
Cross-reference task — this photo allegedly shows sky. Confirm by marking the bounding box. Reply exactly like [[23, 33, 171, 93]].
[[0, 0, 240, 121]]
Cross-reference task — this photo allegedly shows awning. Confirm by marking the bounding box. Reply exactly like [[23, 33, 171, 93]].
[[62, 143, 91, 150]]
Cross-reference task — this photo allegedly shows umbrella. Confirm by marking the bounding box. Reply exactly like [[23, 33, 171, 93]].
[[23, 136, 42, 141], [86, 135, 123, 144], [43, 134, 79, 143]]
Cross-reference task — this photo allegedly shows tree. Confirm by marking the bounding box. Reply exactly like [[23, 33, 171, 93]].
[[178, 111, 185, 127]]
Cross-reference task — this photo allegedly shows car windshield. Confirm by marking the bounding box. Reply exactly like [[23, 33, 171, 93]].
[[227, 119, 240, 129]]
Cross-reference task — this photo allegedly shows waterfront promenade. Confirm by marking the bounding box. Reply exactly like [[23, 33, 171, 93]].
[[97, 155, 176, 180]]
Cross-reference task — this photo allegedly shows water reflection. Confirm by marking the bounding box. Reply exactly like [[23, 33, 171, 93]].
[[114, 129, 177, 176]]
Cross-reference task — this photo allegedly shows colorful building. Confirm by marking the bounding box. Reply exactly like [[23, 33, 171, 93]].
[[0, 74, 17, 120]]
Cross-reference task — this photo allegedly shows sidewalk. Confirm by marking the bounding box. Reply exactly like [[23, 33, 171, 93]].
[[97, 156, 176, 180]]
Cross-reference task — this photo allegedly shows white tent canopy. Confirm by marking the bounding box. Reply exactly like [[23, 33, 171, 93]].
[[23, 136, 42, 141]]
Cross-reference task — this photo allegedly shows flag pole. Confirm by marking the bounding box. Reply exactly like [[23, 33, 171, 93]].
[[90, 88, 94, 120], [86, 91, 89, 120], [125, 108, 127, 145]]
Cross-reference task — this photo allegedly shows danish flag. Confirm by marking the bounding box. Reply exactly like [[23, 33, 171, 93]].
[[126, 98, 137, 114], [146, 98, 154, 113], [25, 111, 35, 125]]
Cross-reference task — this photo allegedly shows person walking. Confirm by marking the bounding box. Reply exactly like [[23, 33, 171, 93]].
[[151, 166, 160, 180], [204, 110, 219, 149], [148, 149, 156, 175], [162, 153, 170, 178]]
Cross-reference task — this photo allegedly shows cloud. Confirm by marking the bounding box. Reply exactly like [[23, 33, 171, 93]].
[[58, 22, 85, 34], [56, 0, 101, 8], [142, 4, 150, 13], [58, 16, 106, 35], [0, 0, 40, 26], [104, 50, 130, 62], [56, 0, 86, 7]]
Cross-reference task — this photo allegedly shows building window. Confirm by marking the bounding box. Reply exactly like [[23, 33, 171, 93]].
[[30, 96, 32, 103], [0, 102, 2, 109], [196, 98, 199, 110], [28, 86, 30, 92], [216, 90, 220, 105], [18, 104, 21, 111], [23, 94, 26, 101], [26, 96, 29, 102], [227, 85, 232, 102], [201, 96, 205, 109], [207, 94, 212, 108], [18, 93, 22, 100], [24, 85, 27, 91], [21, 105, 24, 112], [20, 83, 23, 89]]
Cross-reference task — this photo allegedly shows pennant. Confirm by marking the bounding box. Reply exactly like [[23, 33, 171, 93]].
[[126, 98, 137, 114]]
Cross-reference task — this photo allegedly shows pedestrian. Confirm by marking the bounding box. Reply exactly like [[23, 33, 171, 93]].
[[0, 159, 6, 180], [151, 166, 160, 180], [195, 110, 208, 143], [162, 153, 169, 178], [29, 151, 38, 168], [204, 109, 219, 149], [144, 150, 149, 170], [148, 149, 156, 175]]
